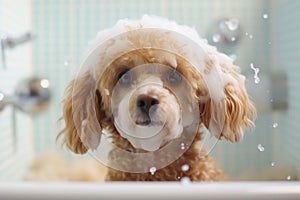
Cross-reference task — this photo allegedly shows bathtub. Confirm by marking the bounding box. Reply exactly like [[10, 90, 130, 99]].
[[0, 182, 299, 200]]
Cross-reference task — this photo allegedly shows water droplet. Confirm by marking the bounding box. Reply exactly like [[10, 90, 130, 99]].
[[263, 14, 269, 19], [104, 89, 110, 96], [245, 32, 249, 36], [64, 59, 70, 67], [180, 143, 185, 150], [250, 63, 260, 84], [272, 122, 278, 128], [231, 37, 236, 42], [229, 54, 237, 61], [270, 99, 274, 103], [270, 161, 276, 167], [149, 167, 156, 175], [287, 175, 291, 181], [268, 41, 272, 45], [225, 19, 239, 31], [249, 34, 253, 39], [257, 144, 265, 152], [212, 34, 221, 43], [177, 176, 181, 180], [181, 164, 190, 172], [181, 177, 191, 185]]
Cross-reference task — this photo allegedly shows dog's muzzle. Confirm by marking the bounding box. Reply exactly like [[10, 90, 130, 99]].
[[110, 64, 199, 152], [136, 94, 160, 126]]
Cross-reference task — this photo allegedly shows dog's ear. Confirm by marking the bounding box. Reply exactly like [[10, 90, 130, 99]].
[[201, 54, 256, 142], [57, 72, 103, 154]]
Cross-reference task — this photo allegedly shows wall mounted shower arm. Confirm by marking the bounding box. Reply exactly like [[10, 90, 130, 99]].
[[1, 32, 36, 69]]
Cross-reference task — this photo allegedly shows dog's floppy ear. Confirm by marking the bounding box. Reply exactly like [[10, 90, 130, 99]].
[[201, 54, 256, 142], [57, 72, 103, 154]]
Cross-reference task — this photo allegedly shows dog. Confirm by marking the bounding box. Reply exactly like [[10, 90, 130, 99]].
[[57, 15, 256, 181]]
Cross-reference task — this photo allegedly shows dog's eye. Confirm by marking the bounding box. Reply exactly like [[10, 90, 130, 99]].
[[166, 70, 182, 85], [118, 70, 133, 86]]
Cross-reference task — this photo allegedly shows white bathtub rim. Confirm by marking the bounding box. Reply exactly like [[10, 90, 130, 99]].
[[0, 181, 299, 200]]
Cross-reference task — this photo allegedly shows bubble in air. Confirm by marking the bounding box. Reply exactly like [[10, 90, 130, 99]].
[[270, 161, 276, 167], [180, 143, 185, 150], [250, 63, 260, 84], [149, 167, 156, 175], [263, 14, 269, 19], [272, 122, 278, 128], [180, 177, 191, 185], [254, 77, 260, 84], [229, 54, 237, 61], [231, 37, 236, 42], [249, 34, 253, 39], [225, 19, 239, 31], [257, 144, 265, 152], [181, 164, 190, 172], [212, 34, 221, 43], [64, 59, 70, 67]]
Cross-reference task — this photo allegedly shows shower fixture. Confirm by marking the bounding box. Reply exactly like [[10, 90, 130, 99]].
[[1, 31, 36, 69], [0, 77, 50, 152], [0, 77, 51, 114], [246, 71, 288, 114]]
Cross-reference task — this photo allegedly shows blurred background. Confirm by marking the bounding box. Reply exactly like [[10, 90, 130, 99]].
[[0, 0, 299, 181]]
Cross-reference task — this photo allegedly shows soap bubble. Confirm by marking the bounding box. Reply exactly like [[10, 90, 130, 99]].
[[257, 144, 265, 152], [250, 63, 260, 84], [272, 122, 278, 128], [180, 177, 191, 185], [212, 34, 221, 43], [64, 58, 70, 67], [263, 14, 269, 19], [181, 164, 190, 172], [149, 166, 156, 175], [180, 143, 185, 150]]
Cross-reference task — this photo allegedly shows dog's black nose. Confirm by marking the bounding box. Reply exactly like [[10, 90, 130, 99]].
[[136, 94, 160, 114]]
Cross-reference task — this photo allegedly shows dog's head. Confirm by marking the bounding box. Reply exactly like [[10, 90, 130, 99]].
[[58, 16, 256, 154]]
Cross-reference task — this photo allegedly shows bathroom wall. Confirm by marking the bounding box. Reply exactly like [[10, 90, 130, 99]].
[[272, 0, 300, 174], [31, 0, 271, 178], [1, 0, 298, 182], [0, 0, 34, 180]]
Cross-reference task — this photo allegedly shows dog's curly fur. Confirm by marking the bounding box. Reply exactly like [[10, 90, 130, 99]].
[[57, 16, 256, 182]]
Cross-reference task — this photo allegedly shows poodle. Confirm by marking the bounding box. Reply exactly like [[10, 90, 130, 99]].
[[57, 15, 256, 181]]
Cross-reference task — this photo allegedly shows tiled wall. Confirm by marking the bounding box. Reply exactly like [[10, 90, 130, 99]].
[[0, 0, 33, 180], [1, 0, 298, 181], [273, 0, 300, 174]]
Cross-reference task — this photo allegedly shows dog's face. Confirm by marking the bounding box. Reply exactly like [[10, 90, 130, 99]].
[[58, 17, 256, 155], [98, 49, 202, 151], [59, 47, 255, 154]]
